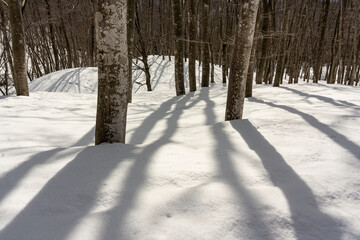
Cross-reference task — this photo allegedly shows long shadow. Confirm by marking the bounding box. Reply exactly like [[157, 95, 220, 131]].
[[0, 144, 133, 240], [0, 126, 95, 205], [100, 93, 201, 239], [249, 97, 360, 160], [201, 91, 274, 239], [281, 86, 360, 110], [128, 96, 180, 145], [231, 120, 343, 239]]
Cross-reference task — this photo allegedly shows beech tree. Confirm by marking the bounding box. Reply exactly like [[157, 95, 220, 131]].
[[225, 0, 259, 121], [6, 0, 29, 96], [95, 0, 128, 144]]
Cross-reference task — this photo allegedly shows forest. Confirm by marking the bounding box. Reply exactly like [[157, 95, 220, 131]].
[[1, 0, 360, 96], [0, 1, 360, 240]]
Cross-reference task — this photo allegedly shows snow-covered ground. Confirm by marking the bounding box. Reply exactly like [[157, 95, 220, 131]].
[[0, 56, 360, 240]]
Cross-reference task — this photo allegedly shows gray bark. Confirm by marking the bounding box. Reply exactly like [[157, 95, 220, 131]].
[[225, 0, 259, 121], [95, 0, 128, 144]]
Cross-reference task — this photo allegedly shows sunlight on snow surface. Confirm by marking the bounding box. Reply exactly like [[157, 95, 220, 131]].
[[0, 56, 360, 240]]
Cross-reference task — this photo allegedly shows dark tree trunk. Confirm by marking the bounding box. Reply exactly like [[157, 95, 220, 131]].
[[172, 0, 185, 96], [8, 0, 29, 96]]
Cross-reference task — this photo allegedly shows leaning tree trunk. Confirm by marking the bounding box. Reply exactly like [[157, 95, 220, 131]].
[[172, 0, 185, 96], [225, 0, 259, 121], [8, 0, 29, 96], [95, 0, 128, 144]]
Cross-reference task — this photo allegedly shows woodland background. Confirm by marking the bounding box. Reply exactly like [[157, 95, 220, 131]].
[[0, 0, 360, 96]]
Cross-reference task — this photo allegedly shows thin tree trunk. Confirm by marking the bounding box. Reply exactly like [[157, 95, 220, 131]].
[[201, 0, 210, 87], [127, 0, 136, 102], [246, 44, 256, 98], [172, 0, 185, 96], [8, 0, 29, 96], [314, 0, 330, 83], [44, 0, 60, 71], [187, 0, 197, 91]]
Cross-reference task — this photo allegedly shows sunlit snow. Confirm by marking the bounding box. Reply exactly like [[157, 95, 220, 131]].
[[1, 56, 359, 240]]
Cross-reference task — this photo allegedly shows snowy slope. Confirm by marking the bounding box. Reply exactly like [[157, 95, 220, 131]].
[[1, 56, 360, 240]]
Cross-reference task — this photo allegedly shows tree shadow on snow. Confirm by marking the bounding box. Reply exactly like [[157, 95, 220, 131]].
[[0, 144, 134, 240], [230, 120, 343, 240], [0, 94, 202, 240], [201, 90, 275, 239], [100, 92, 206, 240], [280, 86, 360, 110], [248, 97, 360, 161], [0, 127, 95, 206]]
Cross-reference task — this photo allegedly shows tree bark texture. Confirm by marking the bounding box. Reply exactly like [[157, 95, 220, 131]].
[[225, 0, 259, 121], [172, 0, 185, 96], [8, 0, 29, 96], [95, 0, 128, 144]]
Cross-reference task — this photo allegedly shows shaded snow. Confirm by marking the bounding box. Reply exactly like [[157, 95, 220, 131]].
[[1, 56, 360, 240]]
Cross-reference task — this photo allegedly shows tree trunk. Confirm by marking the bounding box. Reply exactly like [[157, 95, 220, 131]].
[[44, 0, 60, 71], [187, 0, 197, 91], [127, 0, 136, 102], [255, 0, 270, 84], [273, 0, 291, 87], [172, 0, 185, 96], [95, 0, 128, 144], [246, 43, 256, 98], [201, 0, 210, 87], [8, 0, 29, 96], [313, 0, 330, 83], [225, 0, 259, 121]]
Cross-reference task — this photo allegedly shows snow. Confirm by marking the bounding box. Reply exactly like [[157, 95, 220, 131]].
[[1, 56, 360, 240]]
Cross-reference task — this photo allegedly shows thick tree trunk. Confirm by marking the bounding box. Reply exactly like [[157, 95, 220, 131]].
[[95, 0, 128, 144], [172, 0, 185, 96], [8, 0, 29, 96], [225, 0, 259, 121]]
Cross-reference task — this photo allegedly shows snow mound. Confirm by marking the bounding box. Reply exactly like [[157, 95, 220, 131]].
[[28, 56, 224, 94], [29, 67, 98, 94]]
